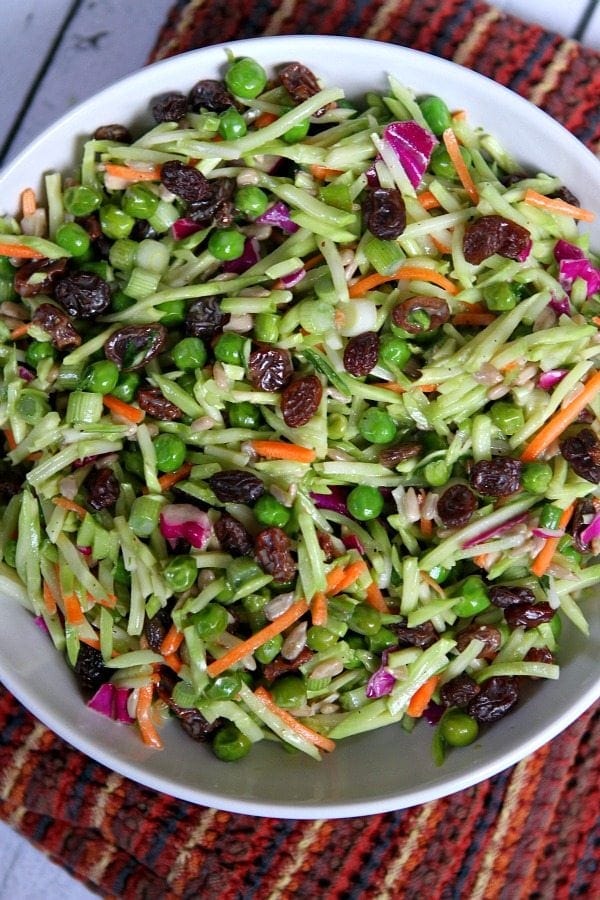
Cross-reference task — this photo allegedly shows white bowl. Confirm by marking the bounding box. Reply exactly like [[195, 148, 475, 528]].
[[1, 35, 599, 819]]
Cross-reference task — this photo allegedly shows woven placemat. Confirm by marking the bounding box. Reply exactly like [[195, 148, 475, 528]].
[[2, 1, 600, 897]]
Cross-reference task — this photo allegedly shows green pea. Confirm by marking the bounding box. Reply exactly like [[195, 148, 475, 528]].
[[283, 117, 310, 144], [349, 604, 382, 636], [424, 459, 451, 487], [483, 282, 519, 311], [122, 184, 160, 219], [430, 144, 470, 180], [80, 360, 120, 394], [254, 312, 279, 343], [253, 493, 290, 528], [79, 259, 112, 281], [270, 675, 306, 709], [440, 709, 479, 747], [122, 449, 145, 478], [111, 289, 136, 314], [226, 557, 262, 590], [56, 222, 91, 257], [306, 625, 339, 652], [205, 672, 243, 700], [219, 107, 247, 140], [379, 334, 411, 371], [347, 485, 384, 521], [454, 574, 490, 617], [111, 371, 141, 403], [153, 433, 187, 473], [358, 408, 397, 445], [3, 538, 17, 568], [490, 401, 524, 436], [368, 626, 398, 653], [99, 204, 135, 239], [208, 228, 245, 261], [226, 400, 263, 429], [212, 723, 252, 761], [521, 462, 553, 494], [172, 337, 208, 371], [254, 634, 284, 664], [419, 95, 452, 136], [63, 185, 103, 217], [25, 340, 55, 368], [164, 555, 197, 592], [235, 186, 269, 218], [157, 298, 187, 325], [225, 57, 268, 99], [16, 389, 50, 424], [192, 603, 228, 638], [539, 504, 562, 530], [214, 332, 246, 365]]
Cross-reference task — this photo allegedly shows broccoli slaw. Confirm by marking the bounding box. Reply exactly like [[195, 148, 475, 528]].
[[0, 53, 599, 764]]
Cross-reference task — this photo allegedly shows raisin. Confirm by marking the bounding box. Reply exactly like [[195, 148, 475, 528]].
[[32, 302, 81, 350], [152, 91, 188, 123], [560, 428, 600, 484], [248, 345, 294, 392], [379, 442, 423, 467], [214, 514, 253, 556], [524, 646, 554, 666], [0, 463, 26, 501], [317, 530, 343, 560], [470, 457, 522, 497], [440, 673, 481, 708], [569, 498, 595, 552], [551, 186, 579, 206], [87, 467, 120, 510], [72, 643, 111, 692], [76, 214, 111, 259], [255, 527, 296, 583], [55, 271, 111, 319], [93, 124, 132, 143], [188, 177, 235, 227], [437, 484, 477, 527], [208, 470, 264, 503], [392, 620, 438, 649], [104, 324, 168, 371], [343, 331, 380, 376], [188, 79, 235, 113], [281, 374, 323, 426], [392, 296, 450, 334], [463, 215, 531, 265], [467, 676, 519, 723], [185, 297, 229, 339], [161, 160, 213, 204], [262, 647, 314, 684], [168, 701, 219, 742], [13, 257, 69, 298], [362, 187, 406, 239], [143, 606, 172, 652], [280, 62, 322, 104], [504, 601, 554, 629], [136, 386, 182, 421], [455, 624, 501, 659], [489, 585, 536, 608]]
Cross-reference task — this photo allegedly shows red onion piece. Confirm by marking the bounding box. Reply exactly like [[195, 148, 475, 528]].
[[549, 294, 571, 316], [382, 121, 438, 188], [280, 267, 306, 288], [87, 683, 134, 723], [532, 527, 565, 539], [366, 665, 396, 698], [222, 238, 260, 274], [537, 369, 568, 390], [559, 258, 600, 298], [516, 239, 532, 262], [171, 217, 203, 240], [78, 546, 92, 556], [462, 512, 529, 549], [342, 533, 365, 554], [256, 201, 299, 233], [18, 365, 35, 382], [554, 239, 585, 263], [423, 700, 445, 725], [310, 486, 348, 515], [160, 503, 212, 549], [580, 513, 600, 544], [114, 687, 135, 723], [33, 615, 49, 634]]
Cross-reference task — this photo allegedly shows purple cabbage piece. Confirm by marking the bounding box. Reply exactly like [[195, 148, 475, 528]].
[[422, 700, 445, 725], [87, 683, 134, 723], [160, 504, 212, 549], [382, 121, 438, 189], [537, 369, 568, 390], [549, 294, 571, 316], [554, 239, 600, 298], [366, 665, 396, 698], [222, 238, 260, 274], [516, 239, 532, 262], [310, 486, 348, 515], [581, 513, 600, 545], [33, 615, 49, 634], [171, 217, 203, 240], [256, 201, 299, 233], [342, 533, 365, 554], [280, 267, 306, 288], [462, 512, 530, 549]]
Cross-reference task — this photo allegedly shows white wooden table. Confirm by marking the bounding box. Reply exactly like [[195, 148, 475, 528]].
[[0, 0, 598, 896]]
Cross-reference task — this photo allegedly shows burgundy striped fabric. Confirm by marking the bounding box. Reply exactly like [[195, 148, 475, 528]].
[[1, 2, 600, 896]]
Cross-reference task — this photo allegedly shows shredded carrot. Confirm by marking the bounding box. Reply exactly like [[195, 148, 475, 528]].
[[160, 624, 184, 658], [310, 591, 328, 626], [420, 571, 445, 597], [309, 164, 344, 180], [593, 316, 600, 327], [418, 190, 441, 210], [452, 109, 467, 122], [442, 128, 479, 204], [374, 381, 438, 394], [325, 566, 347, 595], [254, 686, 336, 753], [157, 461, 193, 492], [0, 242, 44, 259], [473, 553, 488, 569], [9, 322, 31, 340], [163, 652, 183, 674], [407, 675, 440, 717], [3, 429, 16, 450], [21, 188, 37, 217], [92, 592, 118, 609], [430, 235, 451, 255], [303, 253, 325, 271], [523, 189, 595, 223], [255, 111, 278, 128], [328, 560, 368, 595], [499, 359, 520, 372], [250, 440, 316, 464], [453, 312, 497, 327], [51, 496, 88, 518], [103, 163, 162, 182], [80, 635, 101, 651], [531, 504, 575, 578], [521, 369, 600, 461], [420, 516, 433, 538], [206, 600, 309, 678], [43, 581, 57, 615], [348, 265, 459, 298], [102, 393, 145, 424], [136, 684, 164, 749], [365, 581, 391, 614], [64, 592, 86, 626]]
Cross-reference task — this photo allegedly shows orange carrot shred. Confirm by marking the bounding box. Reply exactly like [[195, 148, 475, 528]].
[[310, 591, 328, 626], [163, 652, 183, 674], [373, 382, 438, 394], [9, 322, 31, 340], [453, 312, 497, 327], [64, 592, 86, 626], [51, 496, 88, 518], [365, 581, 391, 614], [0, 242, 44, 259], [254, 686, 336, 753], [104, 163, 162, 182], [250, 440, 316, 464], [430, 235, 451, 255], [420, 571, 445, 597], [3, 429, 17, 450], [325, 566, 347, 595], [255, 111, 278, 128], [523, 189, 595, 223], [160, 624, 184, 658], [157, 461, 193, 491], [102, 394, 145, 424], [328, 560, 368, 595], [418, 190, 441, 210], [420, 516, 433, 539], [407, 675, 440, 717], [521, 369, 600, 462], [43, 581, 57, 615], [80, 635, 101, 651], [442, 128, 479, 204], [136, 684, 164, 749], [530, 504, 575, 578], [21, 188, 37, 217], [473, 553, 488, 569], [309, 164, 343, 180], [348, 265, 459, 298]]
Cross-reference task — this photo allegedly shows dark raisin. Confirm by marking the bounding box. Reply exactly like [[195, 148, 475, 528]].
[[440, 673, 481, 708], [161, 160, 213, 204], [168, 701, 220, 742], [560, 428, 600, 484], [317, 530, 343, 560], [87, 467, 120, 510], [392, 620, 438, 649], [262, 647, 314, 684], [0, 463, 26, 501], [470, 457, 522, 497], [437, 484, 477, 527], [188, 177, 235, 227], [524, 646, 554, 666], [455, 624, 501, 659], [214, 514, 253, 556], [54, 271, 111, 319], [188, 79, 235, 113], [489, 585, 536, 608], [255, 527, 296, 583], [136, 386, 182, 421], [208, 470, 264, 503], [467, 676, 519, 723], [392, 296, 450, 334], [152, 91, 188, 123], [104, 324, 168, 371], [569, 498, 595, 552], [362, 187, 407, 239], [185, 297, 230, 339], [281, 374, 323, 426], [280, 62, 321, 104], [93, 124, 132, 143], [248, 345, 294, 392], [343, 331, 380, 376], [379, 442, 423, 467], [76, 214, 111, 259], [504, 602, 554, 629], [463, 215, 531, 265], [32, 303, 81, 350], [72, 643, 111, 692], [551, 186, 579, 206], [130, 219, 155, 242], [143, 606, 172, 652], [13, 257, 69, 298]]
